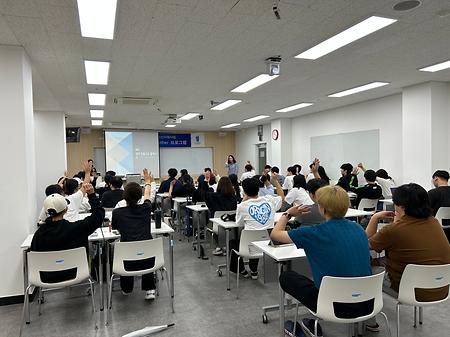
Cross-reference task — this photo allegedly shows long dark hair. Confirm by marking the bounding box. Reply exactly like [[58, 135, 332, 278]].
[[318, 166, 330, 184], [227, 155, 236, 164], [217, 176, 234, 196], [228, 174, 241, 201]]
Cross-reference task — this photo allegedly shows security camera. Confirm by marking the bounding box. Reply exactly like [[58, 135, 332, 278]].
[[198, 115, 204, 121], [273, 0, 280, 20]]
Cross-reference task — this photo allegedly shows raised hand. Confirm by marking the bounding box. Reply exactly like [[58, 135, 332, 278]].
[[143, 168, 153, 184], [83, 182, 94, 195]]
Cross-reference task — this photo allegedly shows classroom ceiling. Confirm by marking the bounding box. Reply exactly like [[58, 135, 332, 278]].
[[0, 0, 449, 131]]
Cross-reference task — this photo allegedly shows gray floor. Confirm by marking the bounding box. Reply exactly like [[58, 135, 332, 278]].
[[2, 235, 450, 337]]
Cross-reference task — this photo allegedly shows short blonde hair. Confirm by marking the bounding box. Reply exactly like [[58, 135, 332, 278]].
[[315, 185, 349, 218]]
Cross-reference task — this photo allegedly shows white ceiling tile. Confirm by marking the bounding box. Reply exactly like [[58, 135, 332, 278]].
[[38, 4, 80, 34], [0, 0, 40, 17]]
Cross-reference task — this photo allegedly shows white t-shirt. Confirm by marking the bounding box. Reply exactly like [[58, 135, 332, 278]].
[[285, 187, 314, 207], [376, 177, 395, 199], [305, 172, 315, 183], [64, 190, 85, 222], [237, 195, 283, 230], [282, 175, 294, 191], [240, 171, 255, 182]]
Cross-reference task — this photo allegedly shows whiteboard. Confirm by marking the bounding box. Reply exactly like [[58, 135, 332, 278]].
[[310, 129, 379, 182], [159, 147, 213, 176]]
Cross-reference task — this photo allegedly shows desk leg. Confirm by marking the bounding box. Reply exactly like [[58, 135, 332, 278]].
[[169, 233, 175, 313], [98, 243, 104, 311], [23, 250, 30, 323], [196, 212, 201, 258], [106, 241, 111, 310], [279, 263, 285, 337], [226, 229, 230, 291]]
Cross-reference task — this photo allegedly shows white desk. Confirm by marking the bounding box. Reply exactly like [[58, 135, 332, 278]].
[[156, 192, 170, 198], [348, 192, 357, 200], [210, 218, 243, 291], [172, 197, 189, 229], [379, 199, 393, 204], [186, 204, 209, 258], [345, 208, 374, 218], [252, 240, 306, 337]]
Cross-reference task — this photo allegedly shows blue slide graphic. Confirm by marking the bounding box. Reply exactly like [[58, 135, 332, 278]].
[[106, 132, 133, 175]]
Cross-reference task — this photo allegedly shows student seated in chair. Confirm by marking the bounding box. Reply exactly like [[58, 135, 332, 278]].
[[31, 183, 104, 253], [336, 163, 358, 191], [240, 163, 256, 182], [428, 170, 450, 216], [270, 185, 372, 337], [284, 174, 314, 209], [357, 163, 395, 199], [291, 178, 327, 227], [101, 176, 124, 208], [62, 161, 93, 221], [112, 169, 157, 300], [349, 169, 382, 209], [231, 174, 284, 279]]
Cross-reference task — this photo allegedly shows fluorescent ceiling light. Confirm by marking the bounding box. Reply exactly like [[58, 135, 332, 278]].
[[243, 115, 270, 122], [180, 113, 200, 120], [231, 74, 279, 93], [328, 82, 389, 98], [221, 123, 241, 129], [88, 93, 106, 106], [419, 59, 450, 72], [165, 124, 176, 128], [295, 16, 397, 60], [84, 60, 110, 85], [91, 120, 103, 126], [276, 102, 313, 113], [210, 100, 242, 111], [90, 109, 104, 118], [77, 0, 117, 40]]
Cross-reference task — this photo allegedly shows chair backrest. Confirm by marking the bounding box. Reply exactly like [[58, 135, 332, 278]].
[[112, 238, 164, 276], [397, 264, 450, 305], [316, 271, 385, 323], [28, 247, 90, 288], [358, 198, 378, 211], [435, 207, 450, 227], [238, 229, 269, 258], [125, 174, 142, 185]]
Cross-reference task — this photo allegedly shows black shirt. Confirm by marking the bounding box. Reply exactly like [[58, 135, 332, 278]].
[[428, 186, 450, 215], [337, 174, 358, 191], [101, 189, 124, 208], [158, 178, 186, 197], [112, 200, 152, 242], [31, 194, 104, 252], [351, 183, 383, 208], [204, 191, 238, 217]]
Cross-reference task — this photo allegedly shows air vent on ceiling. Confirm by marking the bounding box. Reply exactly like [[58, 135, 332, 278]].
[[108, 121, 131, 127], [113, 96, 153, 105]]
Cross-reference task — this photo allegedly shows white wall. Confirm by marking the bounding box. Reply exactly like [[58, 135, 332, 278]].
[[235, 124, 271, 171], [0, 46, 36, 298], [34, 111, 67, 218], [236, 94, 403, 183]]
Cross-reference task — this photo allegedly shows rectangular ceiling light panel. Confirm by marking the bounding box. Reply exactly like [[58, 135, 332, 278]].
[[328, 82, 389, 97], [296, 16, 397, 60], [84, 60, 110, 85], [231, 74, 279, 93], [77, 0, 117, 40]]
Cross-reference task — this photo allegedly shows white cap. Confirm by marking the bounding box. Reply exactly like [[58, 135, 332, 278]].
[[43, 193, 69, 216]]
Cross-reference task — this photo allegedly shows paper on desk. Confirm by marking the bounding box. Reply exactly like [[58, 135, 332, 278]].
[[122, 323, 174, 337]]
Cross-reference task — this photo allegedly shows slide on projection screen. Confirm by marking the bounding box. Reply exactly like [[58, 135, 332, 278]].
[[105, 131, 160, 177]]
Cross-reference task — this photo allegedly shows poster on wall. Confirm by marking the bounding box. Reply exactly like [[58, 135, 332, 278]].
[[191, 133, 205, 147]]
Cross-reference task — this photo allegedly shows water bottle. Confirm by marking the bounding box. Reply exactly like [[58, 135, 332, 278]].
[[155, 209, 162, 229]]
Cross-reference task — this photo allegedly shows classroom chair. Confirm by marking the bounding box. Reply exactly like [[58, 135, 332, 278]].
[[435, 207, 450, 242], [19, 247, 97, 337], [207, 210, 236, 263], [232, 229, 269, 299], [292, 271, 391, 337], [394, 264, 450, 337], [358, 198, 379, 212], [106, 237, 172, 325]]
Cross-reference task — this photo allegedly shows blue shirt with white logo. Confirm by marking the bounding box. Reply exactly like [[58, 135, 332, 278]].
[[288, 218, 372, 288]]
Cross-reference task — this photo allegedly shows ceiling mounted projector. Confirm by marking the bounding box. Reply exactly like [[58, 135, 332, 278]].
[[266, 56, 282, 76]]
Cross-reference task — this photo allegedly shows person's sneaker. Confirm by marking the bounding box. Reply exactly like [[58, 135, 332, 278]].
[[240, 270, 250, 278], [251, 271, 259, 280], [284, 320, 305, 337], [212, 248, 223, 256], [144, 290, 156, 300], [301, 318, 323, 337], [121, 291, 130, 296], [365, 323, 380, 332]]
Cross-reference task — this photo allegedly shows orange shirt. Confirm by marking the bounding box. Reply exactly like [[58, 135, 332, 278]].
[[370, 215, 450, 301]]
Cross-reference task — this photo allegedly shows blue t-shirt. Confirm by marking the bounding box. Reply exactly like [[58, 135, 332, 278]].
[[288, 218, 372, 288]]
